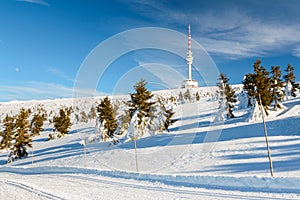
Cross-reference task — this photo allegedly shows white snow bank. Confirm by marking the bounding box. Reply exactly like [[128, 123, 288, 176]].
[[1, 166, 299, 194]]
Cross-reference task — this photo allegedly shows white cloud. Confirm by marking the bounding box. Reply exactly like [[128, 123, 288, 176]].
[[17, 0, 50, 6], [125, 1, 300, 59], [48, 67, 74, 82]]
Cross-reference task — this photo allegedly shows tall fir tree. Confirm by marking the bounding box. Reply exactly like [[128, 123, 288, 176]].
[[11, 108, 32, 160], [243, 59, 272, 114], [127, 79, 156, 139], [284, 64, 299, 98], [96, 97, 118, 141], [270, 66, 284, 110], [0, 115, 15, 151], [217, 73, 237, 118]]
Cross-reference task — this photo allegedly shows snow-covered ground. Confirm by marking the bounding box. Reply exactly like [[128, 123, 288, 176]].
[[0, 88, 300, 199]]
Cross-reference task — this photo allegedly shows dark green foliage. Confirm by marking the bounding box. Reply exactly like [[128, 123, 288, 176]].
[[52, 107, 72, 138], [80, 111, 88, 123], [88, 106, 97, 120], [284, 64, 299, 97], [31, 105, 47, 137], [243, 59, 272, 114], [196, 92, 200, 101], [12, 108, 32, 160], [128, 79, 156, 123], [184, 89, 192, 102], [270, 66, 284, 110], [217, 73, 237, 118], [157, 99, 177, 132], [128, 79, 156, 137], [96, 97, 118, 140], [178, 92, 184, 103], [0, 115, 15, 151]]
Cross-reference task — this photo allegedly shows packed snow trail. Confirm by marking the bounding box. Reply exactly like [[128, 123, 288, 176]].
[[0, 167, 299, 200]]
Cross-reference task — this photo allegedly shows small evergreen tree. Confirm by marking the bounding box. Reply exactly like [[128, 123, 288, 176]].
[[127, 79, 156, 139], [284, 64, 299, 97], [243, 59, 272, 114], [270, 66, 284, 110], [31, 105, 47, 137], [178, 91, 184, 104], [96, 97, 118, 141], [11, 108, 32, 160], [80, 111, 88, 123], [0, 115, 14, 151], [88, 106, 97, 120], [184, 89, 192, 102], [217, 73, 237, 118], [52, 107, 72, 138], [196, 91, 200, 101]]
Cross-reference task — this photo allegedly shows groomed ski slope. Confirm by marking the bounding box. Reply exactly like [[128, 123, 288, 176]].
[[0, 89, 300, 199]]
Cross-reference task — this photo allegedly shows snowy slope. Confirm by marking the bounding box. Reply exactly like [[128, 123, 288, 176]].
[[0, 87, 300, 199]]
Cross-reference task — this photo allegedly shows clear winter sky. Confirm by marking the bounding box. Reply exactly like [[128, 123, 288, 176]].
[[1, 0, 300, 101]]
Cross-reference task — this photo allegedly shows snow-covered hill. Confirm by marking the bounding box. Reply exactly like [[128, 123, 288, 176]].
[[0, 86, 300, 199]]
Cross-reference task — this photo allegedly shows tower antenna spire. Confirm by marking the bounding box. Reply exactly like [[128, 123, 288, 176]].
[[183, 24, 198, 89], [187, 24, 193, 80]]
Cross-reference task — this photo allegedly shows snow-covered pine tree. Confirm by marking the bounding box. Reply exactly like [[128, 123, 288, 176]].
[[217, 73, 237, 119], [270, 66, 284, 110], [96, 97, 118, 141], [178, 91, 184, 104], [184, 89, 192, 103], [10, 108, 32, 161], [51, 107, 72, 139], [284, 64, 299, 98], [243, 59, 272, 115], [31, 105, 47, 137], [88, 106, 97, 121], [127, 79, 156, 139], [0, 115, 14, 151]]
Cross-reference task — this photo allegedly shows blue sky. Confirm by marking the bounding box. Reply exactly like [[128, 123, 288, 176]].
[[1, 0, 300, 101]]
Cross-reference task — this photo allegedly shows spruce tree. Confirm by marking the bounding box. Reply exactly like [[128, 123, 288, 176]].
[[217, 73, 237, 118], [52, 107, 72, 138], [128, 79, 156, 139], [31, 105, 47, 137], [284, 64, 299, 97], [196, 91, 200, 101], [243, 59, 272, 114], [178, 91, 184, 104], [0, 115, 14, 151], [96, 97, 118, 141], [12, 108, 32, 160], [270, 66, 284, 110], [88, 106, 97, 120], [184, 89, 192, 102]]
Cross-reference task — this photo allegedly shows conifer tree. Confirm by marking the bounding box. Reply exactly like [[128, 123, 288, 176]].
[[31, 105, 47, 137], [243, 59, 272, 114], [270, 66, 284, 110], [88, 106, 97, 120], [11, 108, 32, 160], [96, 97, 118, 141], [284, 64, 299, 97], [80, 111, 88, 123], [217, 73, 237, 118], [178, 91, 184, 104], [127, 79, 156, 139], [184, 89, 192, 102], [0, 115, 14, 151], [52, 107, 72, 138], [196, 91, 200, 101]]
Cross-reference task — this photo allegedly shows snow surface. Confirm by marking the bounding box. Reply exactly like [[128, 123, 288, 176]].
[[0, 87, 300, 199]]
